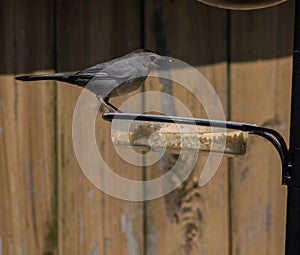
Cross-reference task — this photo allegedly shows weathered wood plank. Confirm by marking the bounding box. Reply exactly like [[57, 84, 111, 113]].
[[144, 1, 229, 254], [0, 1, 294, 255], [56, 1, 144, 254], [0, 0, 57, 254], [230, 1, 294, 255]]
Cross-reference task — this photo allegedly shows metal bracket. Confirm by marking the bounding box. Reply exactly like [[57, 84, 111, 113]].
[[285, 149, 300, 186]]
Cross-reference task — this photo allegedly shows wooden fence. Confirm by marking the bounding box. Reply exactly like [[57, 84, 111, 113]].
[[0, 0, 294, 254]]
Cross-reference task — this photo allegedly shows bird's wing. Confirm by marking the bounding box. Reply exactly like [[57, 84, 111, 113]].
[[77, 61, 136, 79], [102, 64, 137, 79], [83, 63, 138, 81]]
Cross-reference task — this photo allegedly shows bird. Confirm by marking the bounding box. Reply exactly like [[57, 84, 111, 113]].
[[15, 49, 163, 112]]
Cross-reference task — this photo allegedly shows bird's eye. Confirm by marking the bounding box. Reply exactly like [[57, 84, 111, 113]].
[[150, 55, 157, 62]]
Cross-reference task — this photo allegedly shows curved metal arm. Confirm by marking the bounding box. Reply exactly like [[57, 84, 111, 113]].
[[249, 128, 291, 183], [251, 131, 284, 162], [102, 112, 290, 184]]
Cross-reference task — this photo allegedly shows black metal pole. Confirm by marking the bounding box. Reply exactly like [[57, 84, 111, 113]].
[[285, 1, 300, 254]]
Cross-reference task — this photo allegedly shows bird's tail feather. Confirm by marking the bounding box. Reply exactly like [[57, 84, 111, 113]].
[[15, 72, 71, 82]]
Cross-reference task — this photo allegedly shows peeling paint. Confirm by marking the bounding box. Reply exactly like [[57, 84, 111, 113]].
[[88, 189, 94, 203], [266, 201, 272, 234], [121, 214, 138, 255], [146, 218, 157, 255], [18, 245, 22, 255], [90, 243, 99, 255], [80, 216, 84, 246]]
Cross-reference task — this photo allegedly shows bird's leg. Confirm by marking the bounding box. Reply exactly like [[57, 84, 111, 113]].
[[96, 94, 122, 113], [104, 99, 122, 113], [104, 98, 122, 113]]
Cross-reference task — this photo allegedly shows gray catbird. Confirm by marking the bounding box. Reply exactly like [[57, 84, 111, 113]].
[[15, 49, 162, 112]]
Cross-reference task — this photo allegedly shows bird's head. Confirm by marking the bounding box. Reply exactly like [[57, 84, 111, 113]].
[[131, 49, 164, 69]]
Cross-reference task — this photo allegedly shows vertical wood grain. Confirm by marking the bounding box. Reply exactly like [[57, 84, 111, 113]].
[[0, 1, 295, 254], [144, 1, 229, 254], [0, 0, 57, 254], [55, 1, 144, 254], [230, 2, 294, 255]]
